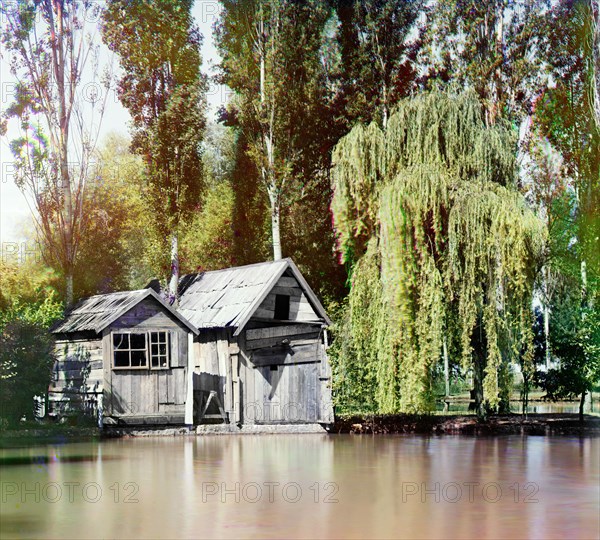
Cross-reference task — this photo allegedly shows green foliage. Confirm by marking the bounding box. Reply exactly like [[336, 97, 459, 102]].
[[332, 0, 424, 128], [421, 0, 550, 123], [0, 295, 63, 332], [527, 0, 600, 414], [330, 90, 545, 414], [216, 0, 347, 298], [181, 182, 236, 272], [0, 260, 63, 330], [0, 261, 62, 426], [0, 321, 56, 425], [536, 288, 600, 402]]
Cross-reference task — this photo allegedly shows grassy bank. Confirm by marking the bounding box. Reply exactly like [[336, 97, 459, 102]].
[[333, 413, 600, 436]]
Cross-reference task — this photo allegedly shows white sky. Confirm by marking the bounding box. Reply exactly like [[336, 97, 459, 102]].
[[0, 0, 229, 249]]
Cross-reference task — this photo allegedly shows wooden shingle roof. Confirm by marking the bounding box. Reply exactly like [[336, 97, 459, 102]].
[[177, 258, 330, 335], [51, 259, 330, 336], [50, 289, 198, 335]]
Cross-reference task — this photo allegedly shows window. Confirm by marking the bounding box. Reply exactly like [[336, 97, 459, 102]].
[[113, 333, 147, 368], [150, 332, 169, 369], [274, 294, 290, 320], [112, 331, 171, 370]]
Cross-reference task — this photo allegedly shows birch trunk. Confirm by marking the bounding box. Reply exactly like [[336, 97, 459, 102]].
[[543, 266, 551, 370], [169, 233, 179, 306], [271, 196, 282, 261], [259, 5, 282, 261]]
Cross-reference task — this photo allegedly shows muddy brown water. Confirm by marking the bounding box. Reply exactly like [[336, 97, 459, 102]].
[[0, 435, 598, 539]]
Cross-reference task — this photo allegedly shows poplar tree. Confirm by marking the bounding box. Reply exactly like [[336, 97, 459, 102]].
[[0, 0, 109, 305], [421, 0, 550, 124], [102, 0, 206, 303], [215, 0, 332, 262], [333, 0, 424, 129]]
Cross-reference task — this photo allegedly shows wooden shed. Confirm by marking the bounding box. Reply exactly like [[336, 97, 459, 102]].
[[49, 258, 334, 428], [50, 288, 199, 424], [179, 258, 334, 426]]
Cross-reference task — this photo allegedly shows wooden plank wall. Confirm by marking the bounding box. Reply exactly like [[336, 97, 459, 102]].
[[239, 324, 333, 424], [192, 330, 229, 423], [49, 337, 103, 416], [254, 274, 319, 322], [110, 297, 184, 330], [101, 298, 190, 424]]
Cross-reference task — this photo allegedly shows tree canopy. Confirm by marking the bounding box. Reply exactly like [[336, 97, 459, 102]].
[[331, 90, 546, 415]]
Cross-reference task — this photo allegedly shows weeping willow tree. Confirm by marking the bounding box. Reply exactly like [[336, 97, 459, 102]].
[[331, 90, 546, 416]]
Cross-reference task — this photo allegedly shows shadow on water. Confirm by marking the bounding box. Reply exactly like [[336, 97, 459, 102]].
[[0, 515, 45, 538], [0, 454, 113, 466]]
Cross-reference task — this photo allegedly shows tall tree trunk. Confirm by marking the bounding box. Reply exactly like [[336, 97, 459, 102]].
[[443, 335, 450, 412], [271, 201, 282, 261], [521, 371, 529, 417], [470, 314, 488, 421], [53, 0, 74, 306], [258, 5, 282, 261], [579, 390, 586, 423], [168, 233, 179, 306], [543, 266, 551, 370], [66, 274, 73, 307]]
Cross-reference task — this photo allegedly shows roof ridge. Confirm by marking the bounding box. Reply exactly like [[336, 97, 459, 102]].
[[75, 288, 148, 301], [180, 258, 290, 281]]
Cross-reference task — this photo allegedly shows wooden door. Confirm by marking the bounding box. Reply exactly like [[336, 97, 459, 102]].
[[253, 361, 319, 423]]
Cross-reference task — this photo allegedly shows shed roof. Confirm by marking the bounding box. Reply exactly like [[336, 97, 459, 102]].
[[50, 288, 198, 335], [177, 258, 331, 335]]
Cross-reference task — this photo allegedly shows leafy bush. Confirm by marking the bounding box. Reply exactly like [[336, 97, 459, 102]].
[[0, 320, 56, 425], [0, 282, 63, 426]]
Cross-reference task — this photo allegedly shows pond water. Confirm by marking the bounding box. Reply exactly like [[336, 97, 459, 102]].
[[1, 435, 598, 539]]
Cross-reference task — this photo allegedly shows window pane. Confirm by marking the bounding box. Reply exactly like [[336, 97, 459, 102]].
[[114, 351, 130, 367], [113, 333, 129, 350], [274, 294, 290, 320], [130, 333, 146, 350], [131, 350, 147, 367], [149, 332, 170, 369]]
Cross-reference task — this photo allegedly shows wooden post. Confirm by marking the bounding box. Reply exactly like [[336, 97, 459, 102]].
[[232, 354, 240, 424], [229, 336, 241, 424], [443, 336, 450, 413], [185, 332, 194, 426]]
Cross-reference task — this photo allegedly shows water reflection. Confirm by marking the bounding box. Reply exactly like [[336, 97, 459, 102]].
[[0, 435, 598, 539]]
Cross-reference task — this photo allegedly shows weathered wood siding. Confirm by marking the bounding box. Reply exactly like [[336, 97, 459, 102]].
[[102, 298, 190, 424], [238, 324, 333, 424], [192, 330, 230, 423], [49, 334, 103, 417], [109, 297, 186, 330], [254, 274, 319, 322]]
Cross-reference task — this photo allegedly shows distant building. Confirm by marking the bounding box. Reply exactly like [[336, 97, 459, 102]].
[[50, 259, 334, 429]]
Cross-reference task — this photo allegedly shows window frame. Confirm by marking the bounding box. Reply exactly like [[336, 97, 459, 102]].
[[111, 330, 171, 371], [149, 331, 170, 370]]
